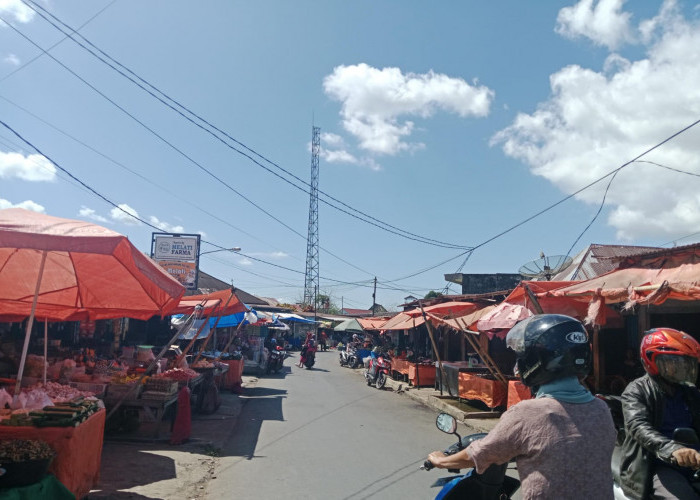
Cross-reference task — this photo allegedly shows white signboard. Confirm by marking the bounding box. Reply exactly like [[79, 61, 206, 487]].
[[153, 235, 199, 261]]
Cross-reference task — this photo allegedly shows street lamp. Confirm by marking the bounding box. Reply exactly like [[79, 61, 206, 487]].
[[199, 247, 241, 256]]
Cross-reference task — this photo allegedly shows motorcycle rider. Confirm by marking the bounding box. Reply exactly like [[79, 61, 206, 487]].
[[427, 314, 616, 499], [618, 327, 700, 499]]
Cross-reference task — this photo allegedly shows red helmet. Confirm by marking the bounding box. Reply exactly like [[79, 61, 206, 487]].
[[640, 328, 700, 383]]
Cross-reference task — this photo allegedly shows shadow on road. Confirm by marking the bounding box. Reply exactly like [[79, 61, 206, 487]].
[[220, 386, 287, 460]]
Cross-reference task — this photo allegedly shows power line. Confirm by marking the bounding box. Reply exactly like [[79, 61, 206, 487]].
[[17, 0, 471, 250]]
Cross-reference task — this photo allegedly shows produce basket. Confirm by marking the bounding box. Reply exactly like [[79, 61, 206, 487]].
[[106, 383, 142, 400], [69, 382, 107, 397], [140, 390, 178, 401], [144, 378, 178, 395]]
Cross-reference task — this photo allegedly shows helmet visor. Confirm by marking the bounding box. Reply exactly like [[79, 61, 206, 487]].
[[506, 316, 537, 354], [656, 354, 699, 386]]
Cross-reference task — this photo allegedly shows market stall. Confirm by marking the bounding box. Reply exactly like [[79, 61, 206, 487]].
[[458, 372, 507, 409], [0, 408, 105, 499], [391, 359, 410, 381], [408, 362, 435, 387], [0, 209, 185, 494]]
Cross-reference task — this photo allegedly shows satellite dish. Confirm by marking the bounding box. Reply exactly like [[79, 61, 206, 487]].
[[518, 253, 573, 281]]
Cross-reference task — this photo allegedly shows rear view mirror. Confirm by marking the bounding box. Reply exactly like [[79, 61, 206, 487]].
[[673, 427, 700, 446], [436, 413, 457, 434]]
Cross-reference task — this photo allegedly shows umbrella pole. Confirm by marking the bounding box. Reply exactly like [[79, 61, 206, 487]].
[[43, 319, 48, 385], [15, 250, 48, 396]]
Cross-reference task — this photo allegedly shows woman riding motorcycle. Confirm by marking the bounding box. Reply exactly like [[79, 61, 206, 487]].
[[618, 327, 700, 499], [427, 314, 616, 499]]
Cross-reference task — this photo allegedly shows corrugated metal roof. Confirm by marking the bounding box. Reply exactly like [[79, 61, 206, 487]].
[[551, 244, 661, 281]]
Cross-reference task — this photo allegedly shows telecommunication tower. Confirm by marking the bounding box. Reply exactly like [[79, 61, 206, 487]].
[[303, 126, 320, 309]]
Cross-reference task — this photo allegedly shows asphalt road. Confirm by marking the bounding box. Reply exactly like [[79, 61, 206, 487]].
[[204, 350, 516, 499]]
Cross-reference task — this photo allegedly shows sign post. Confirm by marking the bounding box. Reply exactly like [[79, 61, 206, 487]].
[[151, 232, 201, 291]]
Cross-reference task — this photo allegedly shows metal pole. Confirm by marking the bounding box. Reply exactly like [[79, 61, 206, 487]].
[[15, 250, 47, 396]]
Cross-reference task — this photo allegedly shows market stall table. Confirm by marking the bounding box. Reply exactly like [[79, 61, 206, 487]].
[[409, 363, 435, 387], [435, 361, 471, 396], [458, 372, 507, 409], [105, 393, 178, 439], [213, 363, 229, 389], [391, 359, 410, 381], [0, 409, 105, 499], [219, 359, 245, 393]]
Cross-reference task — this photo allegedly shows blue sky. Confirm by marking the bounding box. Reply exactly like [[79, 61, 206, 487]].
[[1, 0, 700, 311]]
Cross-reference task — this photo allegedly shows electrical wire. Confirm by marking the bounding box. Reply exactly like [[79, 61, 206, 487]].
[[17, 0, 471, 250]]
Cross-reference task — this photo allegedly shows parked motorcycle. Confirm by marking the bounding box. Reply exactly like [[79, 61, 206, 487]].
[[364, 351, 392, 389], [266, 345, 286, 374], [598, 394, 700, 499], [342, 343, 361, 368], [423, 412, 520, 499], [338, 345, 349, 366]]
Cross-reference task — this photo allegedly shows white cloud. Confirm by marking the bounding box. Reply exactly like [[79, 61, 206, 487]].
[[323, 64, 494, 155], [110, 204, 140, 225], [0, 198, 44, 212], [0, 0, 35, 23], [0, 151, 56, 181], [556, 0, 634, 50], [148, 215, 184, 233], [78, 206, 108, 223], [3, 53, 20, 66], [493, 2, 700, 241], [321, 132, 345, 148], [247, 251, 288, 259]]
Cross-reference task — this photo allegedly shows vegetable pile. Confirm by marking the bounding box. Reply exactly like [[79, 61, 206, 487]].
[[0, 439, 55, 462]]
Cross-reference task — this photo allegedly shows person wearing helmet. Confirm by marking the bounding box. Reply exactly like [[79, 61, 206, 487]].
[[427, 314, 616, 499], [618, 327, 700, 499]]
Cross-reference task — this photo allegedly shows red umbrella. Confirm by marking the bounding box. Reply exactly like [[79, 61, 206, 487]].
[[0, 208, 186, 391]]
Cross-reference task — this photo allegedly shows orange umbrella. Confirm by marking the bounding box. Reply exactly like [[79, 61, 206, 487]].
[[0, 208, 185, 321], [0, 208, 186, 392]]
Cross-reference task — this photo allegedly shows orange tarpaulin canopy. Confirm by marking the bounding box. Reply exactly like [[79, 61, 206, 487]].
[[427, 304, 498, 332], [474, 280, 623, 329], [357, 317, 391, 330], [381, 312, 425, 331], [175, 289, 248, 317], [0, 208, 185, 321], [169, 298, 222, 316], [404, 301, 479, 318], [551, 265, 700, 304]]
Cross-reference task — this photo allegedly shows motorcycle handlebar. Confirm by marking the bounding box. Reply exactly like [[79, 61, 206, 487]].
[[421, 460, 434, 471]]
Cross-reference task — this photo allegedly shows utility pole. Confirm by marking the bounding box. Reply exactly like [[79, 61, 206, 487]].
[[372, 276, 377, 316]]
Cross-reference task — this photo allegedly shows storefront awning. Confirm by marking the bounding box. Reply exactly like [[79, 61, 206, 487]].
[[381, 312, 425, 331]]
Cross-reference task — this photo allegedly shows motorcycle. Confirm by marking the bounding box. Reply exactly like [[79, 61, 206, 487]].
[[266, 345, 286, 374], [598, 394, 700, 499], [303, 346, 316, 369], [341, 343, 362, 368], [338, 345, 350, 366], [364, 352, 392, 389], [423, 412, 520, 499]]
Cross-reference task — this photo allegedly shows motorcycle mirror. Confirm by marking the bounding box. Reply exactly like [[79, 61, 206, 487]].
[[673, 427, 700, 446], [435, 413, 457, 434]]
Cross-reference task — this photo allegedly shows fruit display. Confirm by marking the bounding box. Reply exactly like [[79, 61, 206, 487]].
[[154, 368, 198, 381]]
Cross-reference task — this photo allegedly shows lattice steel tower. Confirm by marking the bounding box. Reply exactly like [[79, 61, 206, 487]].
[[303, 126, 320, 308]]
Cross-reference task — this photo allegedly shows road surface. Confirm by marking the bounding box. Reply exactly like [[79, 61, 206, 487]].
[[205, 350, 517, 499]]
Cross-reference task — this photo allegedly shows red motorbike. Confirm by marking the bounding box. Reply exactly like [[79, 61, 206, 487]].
[[364, 352, 392, 389]]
